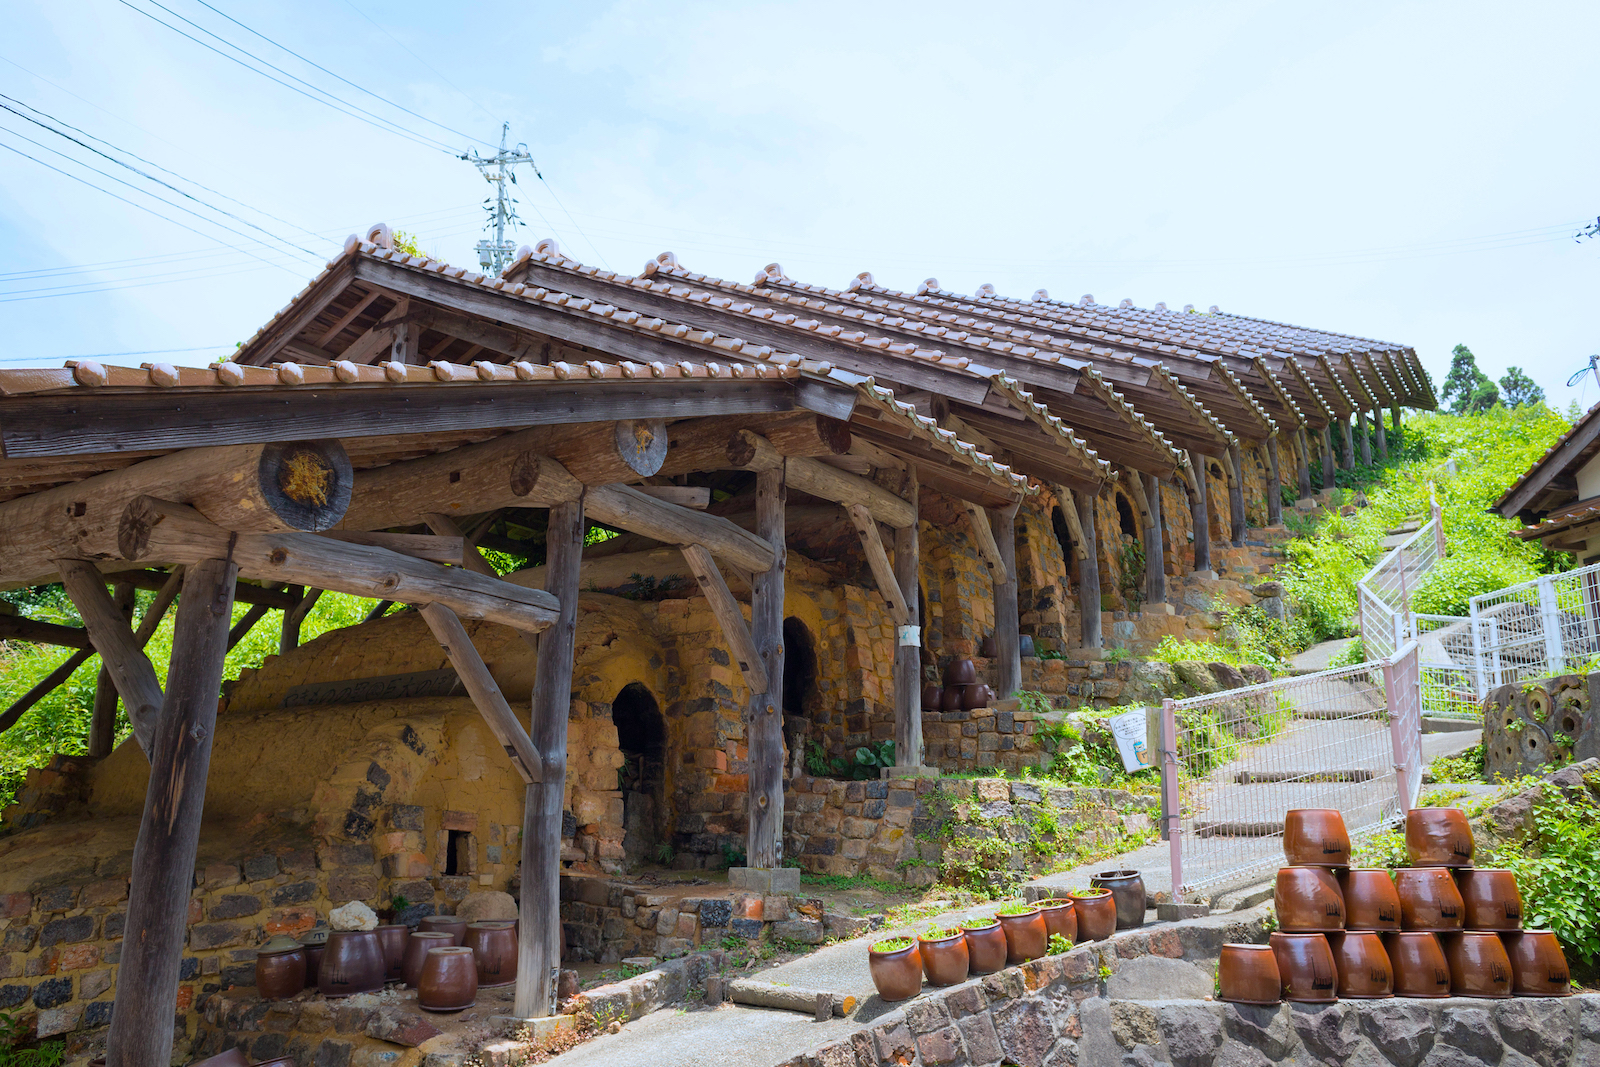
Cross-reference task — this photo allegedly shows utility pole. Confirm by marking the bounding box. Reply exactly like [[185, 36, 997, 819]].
[[461, 123, 537, 275]]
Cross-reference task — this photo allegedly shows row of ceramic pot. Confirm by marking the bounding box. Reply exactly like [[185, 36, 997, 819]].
[[255, 917, 516, 1013], [921, 683, 996, 712], [1275, 865, 1523, 933], [1219, 929, 1570, 1004], [1284, 807, 1476, 869]]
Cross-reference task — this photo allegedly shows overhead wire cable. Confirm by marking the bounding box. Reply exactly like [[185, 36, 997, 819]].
[[337, 0, 497, 123], [0, 53, 186, 152]]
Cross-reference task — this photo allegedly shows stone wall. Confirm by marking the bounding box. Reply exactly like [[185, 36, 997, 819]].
[[1483, 673, 1600, 778]]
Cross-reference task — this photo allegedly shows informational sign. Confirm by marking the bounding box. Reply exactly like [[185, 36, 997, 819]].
[[1109, 706, 1158, 773], [281, 668, 462, 708]]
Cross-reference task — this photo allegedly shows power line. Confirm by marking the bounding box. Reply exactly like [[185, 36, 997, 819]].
[[0, 53, 186, 153], [338, 0, 497, 125]]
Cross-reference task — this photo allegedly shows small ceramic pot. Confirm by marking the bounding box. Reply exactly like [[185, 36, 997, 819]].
[[868, 939, 922, 1002], [1091, 870, 1147, 929], [995, 906, 1048, 964], [1067, 889, 1117, 942], [1019, 635, 1036, 658], [962, 920, 1009, 975], [1456, 869, 1523, 931], [1037, 899, 1078, 946], [1504, 931, 1571, 997], [1385, 932, 1452, 998], [402, 931, 456, 989], [944, 657, 978, 686], [1443, 932, 1512, 998], [1218, 944, 1281, 1005], [464, 921, 519, 988], [1268, 932, 1338, 1003], [299, 929, 327, 989], [375, 924, 409, 983], [1328, 932, 1392, 998], [418, 946, 478, 1012], [189, 1049, 249, 1067], [1405, 808, 1474, 867], [418, 915, 468, 946], [964, 684, 995, 710], [319, 929, 384, 997], [1284, 808, 1352, 867], [941, 686, 965, 712], [1339, 869, 1402, 931], [922, 684, 943, 711], [1275, 867, 1345, 932], [254, 937, 307, 1001], [918, 929, 969, 986], [980, 634, 998, 658], [1395, 867, 1465, 930]]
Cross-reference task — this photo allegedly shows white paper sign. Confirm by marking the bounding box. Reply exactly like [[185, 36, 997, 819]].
[[1109, 707, 1157, 773]]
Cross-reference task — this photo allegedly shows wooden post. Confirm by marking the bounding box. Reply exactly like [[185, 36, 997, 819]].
[[104, 557, 237, 1067], [1320, 425, 1336, 490], [988, 500, 1020, 702], [1187, 456, 1212, 574], [746, 467, 786, 866], [1227, 444, 1247, 546], [1295, 428, 1314, 499], [87, 582, 135, 758], [1392, 404, 1403, 434], [1142, 473, 1166, 607], [1373, 406, 1389, 460], [517, 495, 584, 1020], [1076, 491, 1103, 649], [58, 560, 162, 755], [1357, 409, 1373, 466], [893, 467, 922, 766], [1266, 436, 1284, 527], [280, 587, 323, 654], [1341, 417, 1357, 471]]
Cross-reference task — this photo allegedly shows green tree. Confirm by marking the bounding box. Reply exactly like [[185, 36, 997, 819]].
[[1498, 366, 1546, 409], [1440, 344, 1499, 414]]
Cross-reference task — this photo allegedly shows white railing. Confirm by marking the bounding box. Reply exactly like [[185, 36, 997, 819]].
[[1357, 493, 1445, 662], [1159, 642, 1422, 900], [1468, 559, 1600, 685]]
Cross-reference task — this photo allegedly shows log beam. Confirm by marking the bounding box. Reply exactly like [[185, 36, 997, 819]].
[[679, 544, 769, 694], [87, 581, 135, 759], [845, 505, 912, 626], [789, 457, 916, 529], [989, 501, 1021, 701], [57, 559, 161, 755], [962, 503, 1008, 576], [893, 466, 922, 765], [419, 603, 543, 783], [0, 648, 94, 737], [1187, 455, 1213, 574], [320, 531, 465, 564], [1266, 436, 1284, 527], [1341, 417, 1357, 471], [280, 587, 323, 655], [0, 616, 91, 649], [586, 484, 775, 574]]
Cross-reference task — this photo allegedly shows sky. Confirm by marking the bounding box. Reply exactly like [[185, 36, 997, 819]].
[[3, 0, 1599, 409]]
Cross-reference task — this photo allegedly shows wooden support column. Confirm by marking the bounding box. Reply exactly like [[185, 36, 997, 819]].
[[1142, 473, 1167, 607], [987, 500, 1020, 702], [1341, 417, 1357, 471], [1295, 428, 1314, 499], [1320, 425, 1336, 490], [1075, 491, 1103, 649], [1266, 436, 1284, 527], [104, 557, 237, 1067], [518, 495, 584, 1020], [893, 466, 922, 764], [87, 582, 135, 758], [1392, 404, 1403, 434], [1374, 406, 1389, 460], [1357, 409, 1373, 466], [746, 467, 786, 867], [1186, 456, 1212, 574], [280, 587, 323, 655], [1227, 444, 1247, 546], [58, 560, 162, 755]]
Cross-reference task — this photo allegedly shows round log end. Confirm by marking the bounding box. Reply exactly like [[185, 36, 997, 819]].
[[117, 497, 160, 560], [816, 416, 852, 455], [616, 419, 669, 478], [259, 441, 353, 532], [726, 429, 759, 468], [510, 451, 543, 497]]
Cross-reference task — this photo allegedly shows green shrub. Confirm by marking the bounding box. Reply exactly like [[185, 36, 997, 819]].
[[1429, 744, 1485, 784], [1493, 780, 1600, 968]]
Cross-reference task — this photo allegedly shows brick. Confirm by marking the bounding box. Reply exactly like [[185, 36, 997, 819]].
[[39, 916, 95, 947], [242, 855, 279, 882], [56, 944, 98, 971], [271, 882, 316, 906], [32, 976, 71, 1008], [440, 810, 478, 832], [201, 861, 242, 887], [209, 894, 263, 920]]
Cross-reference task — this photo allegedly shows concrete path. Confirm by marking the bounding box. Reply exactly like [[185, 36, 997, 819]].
[[1291, 637, 1356, 671]]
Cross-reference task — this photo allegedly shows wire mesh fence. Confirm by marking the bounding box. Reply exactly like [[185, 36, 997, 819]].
[[1357, 500, 1444, 663], [1469, 560, 1600, 685]]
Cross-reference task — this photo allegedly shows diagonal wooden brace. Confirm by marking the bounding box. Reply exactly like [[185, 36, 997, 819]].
[[845, 505, 913, 626], [679, 543, 770, 694], [56, 558, 161, 755], [418, 603, 543, 783]]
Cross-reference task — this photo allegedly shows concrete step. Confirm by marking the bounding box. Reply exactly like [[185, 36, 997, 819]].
[[1423, 716, 1481, 734]]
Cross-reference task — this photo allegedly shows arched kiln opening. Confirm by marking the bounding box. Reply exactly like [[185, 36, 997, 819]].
[[613, 682, 666, 867], [1115, 492, 1138, 540], [782, 617, 817, 718]]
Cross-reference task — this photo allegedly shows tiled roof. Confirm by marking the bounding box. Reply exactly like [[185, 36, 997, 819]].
[[1509, 495, 1600, 541], [1493, 401, 1600, 518]]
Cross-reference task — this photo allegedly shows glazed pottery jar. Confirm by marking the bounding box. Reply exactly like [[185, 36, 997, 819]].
[[1267, 932, 1338, 1003], [1067, 889, 1117, 942], [994, 905, 1048, 964], [1339, 869, 1402, 931], [318, 929, 384, 997], [1444, 932, 1512, 998], [867, 938, 922, 1002], [375, 924, 409, 983], [1275, 867, 1345, 932], [402, 931, 455, 989], [1385, 931, 1452, 997], [419, 915, 468, 946], [418, 946, 478, 1011], [1283, 808, 1352, 867], [1327, 932, 1392, 998], [1456, 869, 1523, 931], [1504, 930, 1571, 997], [1217, 944, 1281, 1005], [1037, 899, 1078, 945], [922, 684, 943, 712], [980, 634, 998, 659], [254, 935, 307, 1001], [962, 920, 1009, 975], [917, 929, 969, 986], [299, 929, 328, 989], [941, 686, 965, 712], [964, 684, 995, 710], [944, 657, 978, 686], [1091, 870, 1147, 929], [464, 921, 519, 988], [1405, 808, 1474, 867], [1395, 867, 1465, 930], [189, 1049, 249, 1067]]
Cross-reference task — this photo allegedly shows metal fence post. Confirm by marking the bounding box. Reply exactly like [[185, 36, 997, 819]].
[[1537, 576, 1563, 675], [1160, 698, 1183, 903], [1470, 610, 1487, 699]]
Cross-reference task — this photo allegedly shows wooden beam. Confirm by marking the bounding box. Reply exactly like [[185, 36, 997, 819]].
[[118, 497, 560, 633], [1228, 443, 1247, 546], [788, 457, 916, 529], [1076, 491, 1103, 649], [57, 559, 161, 755], [0, 615, 91, 648], [844, 504, 913, 625], [280, 587, 323, 654], [422, 513, 499, 579], [226, 601, 273, 651], [962, 502, 1008, 575], [989, 501, 1021, 701], [746, 467, 786, 868], [321, 530, 466, 563], [1266, 437, 1284, 526], [679, 544, 769, 693], [419, 603, 543, 783], [586, 484, 775, 574], [1143, 473, 1167, 608], [104, 557, 236, 1067], [1055, 487, 1090, 561], [656, 413, 851, 477], [87, 581, 135, 758], [635, 485, 710, 509], [1320, 424, 1336, 491], [1188, 454, 1212, 574], [893, 465, 922, 767]]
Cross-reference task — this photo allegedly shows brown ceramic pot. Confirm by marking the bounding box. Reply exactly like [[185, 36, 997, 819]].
[[318, 929, 385, 997], [254, 943, 307, 1001], [375, 924, 409, 983], [1328, 932, 1392, 998], [1037, 899, 1078, 946], [1405, 808, 1474, 867], [1218, 944, 1281, 1005], [1456, 869, 1523, 931], [995, 906, 1048, 964], [917, 929, 970, 986], [1067, 889, 1117, 942], [418, 945, 478, 1012], [190, 1047, 249, 1067], [1283, 808, 1352, 867], [1385, 931, 1452, 998], [1268, 932, 1338, 1003], [1504, 930, 1571, 997], [922, 684, 943, 711], [1091, 870, 1147, 929], [962, 920, 1009, 975], [980, 634, 998, 658], [252, 1059, 296, 1067], [419, 915, 468, 946], [964, 684, 996, 710], [1339, 869, 1402, 931], [464, 920, 519, 988], [1443, 932, 1512, 998], [1395, 867, 1465, 930], [941, 686, 965, 712], [944, 657, 978, 686], [298, 929, 327, 989], [402, 931, 455, 989], [1275, 867, 1345, 932], [867, 938, 922, 1002]]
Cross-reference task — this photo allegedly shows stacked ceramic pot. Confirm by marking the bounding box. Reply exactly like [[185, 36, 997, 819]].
[[922, 659, 994, 714]]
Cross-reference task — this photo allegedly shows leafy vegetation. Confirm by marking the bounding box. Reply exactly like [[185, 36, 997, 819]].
[[871, 936, 914, 953], [1492, 774, 1600, 971], [1428, 744, 1485, 784], [804, 739, 895, 780], [0, 1013, 62, 1067]]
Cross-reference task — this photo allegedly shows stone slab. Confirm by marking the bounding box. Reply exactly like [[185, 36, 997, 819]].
[[727, 867, 800, 894], [881, 765, 940, 779], [489, 1013, 576, 1039]]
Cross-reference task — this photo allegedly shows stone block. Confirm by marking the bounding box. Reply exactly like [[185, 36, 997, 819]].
[[55, 943, 98, 971], [80, 879, 127, 907], [727, 867, 800, 894], [209, 894, 264, 920], [770, 919, 824, 945], [441, 810, 478, 832], [32, 976, 71, 1008], [242, 855, 279, 882], [36, 1003, 82, 1038], [190, 923, 246, 950], [79, 969, 111, 1001], [0, 893, 31, 920], [698, 899, 732, 927], [729, 918, 764, 940], [202, 864, 242, 889], [39, 915, 94, 947], [365, 1005, 442, 1047]]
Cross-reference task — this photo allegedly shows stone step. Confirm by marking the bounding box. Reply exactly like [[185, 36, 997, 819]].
[[1230, 769, 1376, 784]]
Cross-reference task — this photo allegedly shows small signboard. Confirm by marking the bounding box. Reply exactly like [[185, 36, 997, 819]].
[[1108, 706, 1158, 773], [281, 668, 462, 709]]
